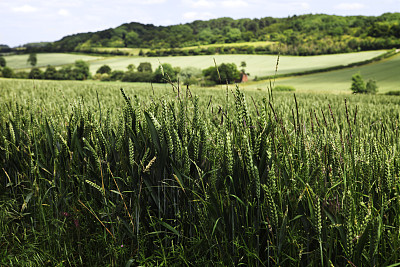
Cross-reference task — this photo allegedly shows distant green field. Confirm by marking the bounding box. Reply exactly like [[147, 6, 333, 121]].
[[242, 52, 400, 94], [180, 41, 275, 50], [90, 47, 150, 56], [88, 50, 386, 77], [4, 53, 103, 70], [91, 41, 274, 55]]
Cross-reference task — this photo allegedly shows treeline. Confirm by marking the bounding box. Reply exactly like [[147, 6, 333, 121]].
[[23, 13, 400, 56], [0, 60, 90, 80], [0, 59, 246, 86]]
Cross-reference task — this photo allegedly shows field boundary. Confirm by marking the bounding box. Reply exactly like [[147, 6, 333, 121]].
[[258, 49, 397, 81]]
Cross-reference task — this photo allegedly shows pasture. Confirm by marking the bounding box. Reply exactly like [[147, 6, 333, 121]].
[[4, 50, 386, 79], [87, 50, 386, 77], [242, 52, 400, 94], [4, 53, 103, 70]]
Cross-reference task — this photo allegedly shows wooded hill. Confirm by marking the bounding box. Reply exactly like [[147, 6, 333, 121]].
[[28, 13, 400, 56]]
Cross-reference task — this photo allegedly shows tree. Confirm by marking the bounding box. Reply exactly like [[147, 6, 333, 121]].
[[110, 70, 125, 81], [1, 66, 14, 78], [73, 60, 90, 80], [366, 79, 378, 94], [96, 65, 112, 74], [350, 72, 366, 93], [127, 64, 136, 72], [350, 73, 378, 94], [153, 63, 179, 83], [44, 65, 58, 80], [203, 63, 241, 84], [137, 62, 152, 73], [29, 67, 44, 79], [0, 55, 6, 67], [27, 53, 37, 67], [179, 67, 202, 85]]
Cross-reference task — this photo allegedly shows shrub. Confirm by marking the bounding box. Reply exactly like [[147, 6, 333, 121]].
[[44, 65, 58, 80], [153, 63, 180, 83], [202, 63, 241, 84], [385, 91, 400, 96], [366, 79, 378, 94], [1, 66, 14, 78], [351, 72, 378, 94], [29, 67, 44, 79], [100, 73, 111, 81], [96, 65, 112, 74], [351, 72, 366, 93], [110, 70, 125, 81], [122, 71, 154, 82], [13, 71, 29, 79]]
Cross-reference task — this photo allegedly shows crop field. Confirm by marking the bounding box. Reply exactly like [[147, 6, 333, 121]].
[[1, 77, 400, 265], [179, 40, 275, 50], [88, 50, 386, 77], [4, 53, 103, 70], [5, 51, 386, 79], [90, 41, 275, 56], [244, 52, 400, 94]]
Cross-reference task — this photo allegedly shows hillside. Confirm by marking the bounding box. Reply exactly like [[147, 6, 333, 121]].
[[30, 13, 400, 56]]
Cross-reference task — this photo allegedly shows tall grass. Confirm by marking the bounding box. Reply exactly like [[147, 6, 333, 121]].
[[1, 79, 400, 265]]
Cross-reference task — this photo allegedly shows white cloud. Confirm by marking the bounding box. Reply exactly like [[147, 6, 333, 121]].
[[183, 11, 214, 20], [183, 0, 216, 8], [140, 0, 167, 4], [221, 0, 249, 8], [58, 9, 70, 16], [335, 3, 365, 10], [12, 4, 38, 13]]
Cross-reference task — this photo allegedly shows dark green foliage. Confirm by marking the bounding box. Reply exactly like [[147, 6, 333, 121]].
[[351, 72, 366, 93], [137, 62, 152, 72], [27, 53, 37, 66], [203, 63, 241, 84], [28, 67, 44, 79], [110, 70, 125, 81], [96, 64, 112, 74], [1, 66, 14, 78], [30, 13, 400, 56], [366, 79, 378, 94], [0, 55, 6, 67], [121, 71, 154, 82], [153, 63, 180, 83], [44, 65, 57, 79], [73, 60, 90, 80], [351, 72, 378, 94]]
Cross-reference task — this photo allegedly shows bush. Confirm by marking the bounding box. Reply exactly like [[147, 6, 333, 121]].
[[366, 79, 378, 94], [2, 66, 14, 78], [44, 66, 58, 80], [29, 67, 44, 79], [273, 85, 296, 91], [96, 65, 112, 74], [351, 72, 378, 94], [122, 71, 154, 82], [0, 56, 6, 67], [13, 71, 29, 79], [110, 70, 124, 81], [100, 73, 111, 81], [385, 91, 400, 96], [202, 63, 241, 84], [351, 72, 366, 93], [153, 63, 180, 83], [137, 62, 152, 73]]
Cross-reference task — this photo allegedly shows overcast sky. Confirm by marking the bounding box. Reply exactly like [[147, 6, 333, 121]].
[[1, 0, 399, 47]]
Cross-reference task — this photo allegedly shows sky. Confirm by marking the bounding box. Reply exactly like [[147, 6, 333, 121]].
[[0, 0, 399, 47]]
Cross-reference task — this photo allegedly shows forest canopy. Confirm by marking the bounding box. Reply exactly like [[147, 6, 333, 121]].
[[23, 13, 400, 56]]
